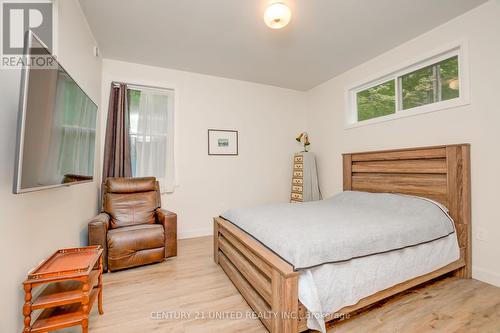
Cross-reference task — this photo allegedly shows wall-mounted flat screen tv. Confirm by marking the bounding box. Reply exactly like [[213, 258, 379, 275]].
[[13, 32, 98, 193]]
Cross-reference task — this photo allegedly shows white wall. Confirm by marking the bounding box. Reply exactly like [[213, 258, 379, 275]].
[[0, 1, 101, 332], [101, 59, 307, 238], [2, 2, 498, 331], [306, 0, 500, 287]]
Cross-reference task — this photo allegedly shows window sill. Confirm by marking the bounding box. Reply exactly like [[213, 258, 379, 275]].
[[344, 97, 470, 130]]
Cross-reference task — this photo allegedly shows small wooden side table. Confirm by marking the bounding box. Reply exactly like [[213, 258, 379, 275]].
[[22, 246, 104, 333]]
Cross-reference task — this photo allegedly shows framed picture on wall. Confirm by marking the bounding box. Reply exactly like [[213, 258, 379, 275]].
[[208, 129, 238, 156]]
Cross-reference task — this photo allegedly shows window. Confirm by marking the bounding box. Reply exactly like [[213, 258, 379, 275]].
[[400, 56, 459, 110], [127, 86, 175, 192], [357, 80, 395, 121], [348, 44, 468, 127]]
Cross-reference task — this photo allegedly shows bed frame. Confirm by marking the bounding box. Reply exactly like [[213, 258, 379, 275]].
[[213, 144, 471, 333]]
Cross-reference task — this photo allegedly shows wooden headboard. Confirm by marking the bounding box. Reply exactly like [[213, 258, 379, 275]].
[[343, 144, 471, 278]]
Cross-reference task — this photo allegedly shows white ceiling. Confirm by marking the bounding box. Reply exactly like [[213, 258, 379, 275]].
[[79, 0, 487, 91]]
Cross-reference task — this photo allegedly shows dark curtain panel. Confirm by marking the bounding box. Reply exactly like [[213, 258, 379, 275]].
[[102, 83, 132, 180]]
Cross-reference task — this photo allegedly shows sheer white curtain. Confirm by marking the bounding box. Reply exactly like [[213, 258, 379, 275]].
[[129, 88, 175, 193]]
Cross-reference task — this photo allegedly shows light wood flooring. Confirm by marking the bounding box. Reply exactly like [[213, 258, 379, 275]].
[[76, 237, 500, 333]]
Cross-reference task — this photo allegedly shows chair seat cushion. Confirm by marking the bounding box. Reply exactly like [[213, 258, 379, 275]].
[[107, 224, 164, 260]]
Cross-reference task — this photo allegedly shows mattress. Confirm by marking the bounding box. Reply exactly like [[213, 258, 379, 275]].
[[221, 191, 455, 270], [299, 232, 460, 332]]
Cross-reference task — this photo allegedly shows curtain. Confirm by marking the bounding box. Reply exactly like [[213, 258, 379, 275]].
[[129, 89, 175, 193], [102, 83, 132, 180], [43, 71, 97, 184]]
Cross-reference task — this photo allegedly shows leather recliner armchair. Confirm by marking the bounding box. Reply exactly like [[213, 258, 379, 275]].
[[88, 177, 177, 272]]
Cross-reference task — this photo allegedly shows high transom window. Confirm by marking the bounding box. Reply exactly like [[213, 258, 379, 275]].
[[347, 44, 469, 127]]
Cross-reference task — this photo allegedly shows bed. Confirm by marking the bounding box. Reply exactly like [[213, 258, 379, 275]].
[[213, 144, 471, 333]]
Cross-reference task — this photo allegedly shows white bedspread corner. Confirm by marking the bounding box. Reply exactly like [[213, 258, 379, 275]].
[[298, 233, 460, 332]]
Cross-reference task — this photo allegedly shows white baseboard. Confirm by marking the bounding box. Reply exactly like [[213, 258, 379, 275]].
[[473, 266, 500, 287], [178, 227, 212, 240]]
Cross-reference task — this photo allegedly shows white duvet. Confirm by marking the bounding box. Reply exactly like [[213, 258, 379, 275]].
[[222, 191, 455, 270]]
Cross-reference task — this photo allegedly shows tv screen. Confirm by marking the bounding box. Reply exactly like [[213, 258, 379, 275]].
[[13, 32, 98, 193]]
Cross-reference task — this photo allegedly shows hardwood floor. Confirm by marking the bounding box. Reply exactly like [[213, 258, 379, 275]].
[[76, 237, 500, 333]]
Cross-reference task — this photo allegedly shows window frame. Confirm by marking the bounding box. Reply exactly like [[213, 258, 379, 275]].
[[345, 41, 470, 128]]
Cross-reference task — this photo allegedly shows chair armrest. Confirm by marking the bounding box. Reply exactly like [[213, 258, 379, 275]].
[[88, 213, 110, 271], [156, 208, 177, 258]]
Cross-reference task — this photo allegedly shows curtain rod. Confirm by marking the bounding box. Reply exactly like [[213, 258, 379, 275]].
[[111, 81, 173, 93]]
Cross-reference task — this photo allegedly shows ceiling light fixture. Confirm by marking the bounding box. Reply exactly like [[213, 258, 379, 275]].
[[264, 2, 292, 29]]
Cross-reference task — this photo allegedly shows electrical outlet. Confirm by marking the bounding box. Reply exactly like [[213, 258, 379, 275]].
[[476, 227, 487, 241]]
